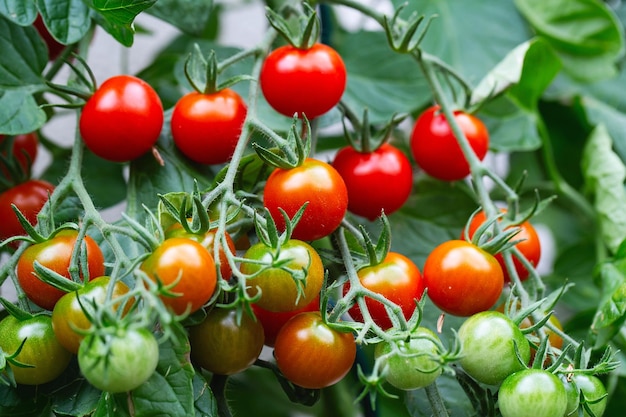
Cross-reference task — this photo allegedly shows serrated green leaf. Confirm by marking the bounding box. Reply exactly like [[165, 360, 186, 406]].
[[0, 0, 37, 26], [147, 0, 213, 36], [90, 0, 157, 46], [591, 261, 626, 347], [581, 124, 626, 254], [36, 0, 91, 44]]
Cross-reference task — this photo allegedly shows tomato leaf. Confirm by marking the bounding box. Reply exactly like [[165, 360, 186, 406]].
[[51, 378, 102, 416], [192, 373, 218, 417], [515, 0, 625, 81], [0, 1, 38, 26], [90, 0, 157, 46], [147, 0, 213, 37], [37, 0, 91, 44], [581, 124, 626, 254], [591, 258, 626, 348]]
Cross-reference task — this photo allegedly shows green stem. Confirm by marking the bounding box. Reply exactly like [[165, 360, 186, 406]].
[[210, 374, 233, 417], [424, 382, 450, 417], [324, 0, 385, 25]]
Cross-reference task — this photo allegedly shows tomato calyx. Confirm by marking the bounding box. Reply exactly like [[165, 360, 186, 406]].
[[265, 3, 320, 50], [183, 44, 253, 95], [383, 4, 436, 53], [339, 104, 407, 153], [252, 114, 311, 169]]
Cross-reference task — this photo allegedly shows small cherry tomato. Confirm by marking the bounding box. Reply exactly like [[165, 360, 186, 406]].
[[344, 252, 424, 330], [410, 105, 489, 181], [171, 89, 247, 165], [567, 374, 608, 417], [79, 75, 164, 162], [260, 43, 347, 119], [274, 312, 356, 389], [263, 158, 348, 241], [140, 237, 217, 315], [16, 230, 105, 310], [332, 143, 413, 220], [0, 179, 54, 243], [499, 369, 567, 417], [423, 240, 504, 316], [189, 307, 264, 375]]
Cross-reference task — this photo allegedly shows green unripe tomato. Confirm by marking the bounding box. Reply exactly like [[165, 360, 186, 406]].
[[499, 369, 568, 417]]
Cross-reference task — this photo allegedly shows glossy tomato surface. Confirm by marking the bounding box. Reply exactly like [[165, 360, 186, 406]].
[[260, 43, 346, 119], [16, 230, 105, 310], [410, 106, 489, 181], [423, 240, 504, 316], [344, 252, 424, 330], [240, 239, 324, 312], [263, 158, 348, 241], [0, 314, 72, 385], [0, 179, 54, 242], [140, 237, 217, 315], [274, 312, 356, 389], [171, 89, 247, 165], [332, 143, 413, 220], [498, 369, 567, 417], [79, 75, 163, 162]]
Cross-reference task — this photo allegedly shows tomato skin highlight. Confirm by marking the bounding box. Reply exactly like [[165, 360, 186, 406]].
[[51, 276, 133, 354], [274, 312, 356, 389], [344, 252, 424, 330], [79, 75, 164, 162], [410, 106, 489, 181], [140, 237, 217, 315], [498, 369, 567, 417], [78, 328, 159, 393], [0, 314, 72, 385], [0, 179, 54, 242], [16, 230, 106, 311], [423, 240, 504, 316], [260, 43, 347, 119], [263, 158, 348, 241], [240, 239, 324, 312], [189, 307, 264, 375], [332, 143, 413, 220], [171, 89, 247, 165]]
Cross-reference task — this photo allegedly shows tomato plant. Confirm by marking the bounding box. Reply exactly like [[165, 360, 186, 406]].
[[260, 43, 346, 119], [422, 240, 504, 316], [0, 132, 38, 177], [0, 179, 54, 243], [188, 307, 264, 375], [498, 369, 568, 417], [79, 75, 164, 162], [16, 230, 105, 310], [140, 237, 217, 315], [374, 327, 442, 390], [410, 105, 489, 181], [344, 251, 424, 329], [240, 239, 324, 312], [171, 89, 247, 165], [0, 314, 72, 385], [332, 143, 413, 220], [274, 312, 356, 389], [77, 327, 159, 393], [567, 374, 608, 417], [263, 158, 348, 241], [33, 16, 65, 60]]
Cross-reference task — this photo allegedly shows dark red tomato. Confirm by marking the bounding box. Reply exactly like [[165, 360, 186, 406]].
[[251, 294, 320, 347], [410, 106, 489, 181], [165, 223, 236, 279], [140, 237, 217, 315], [52, 276, 133, 354], [332, 143, 413, 221], [423, 240, 503, 316], [465, 209, 541, 282], [263, 158, 348, 241], [0, 179, 54, 242], [189, 307, 264, 375], [16, 230, 105, 310], [260, 43, 347, 119], [0, 132, 39, 176], [344, 252, 424, 330], [240, 239, 324, 312], [274, 312, 356, 389], [79, 75, 163, 162], [171, 89, 247, 165], [33, 16, 65, 60], [0, 314, 72, 385]]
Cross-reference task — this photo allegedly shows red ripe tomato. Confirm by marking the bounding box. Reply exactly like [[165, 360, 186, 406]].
[[344, 252, 424, 330], [0, 179, 54, 242], [171, 89, 247, 165], [423, 240, 504, 316], [260, 43, 347, 119], [0, 132, 39, 176], [410, 106, 489, 181], [251, 294, 320, 346], [79, 75, 164, 162], [16, 230, 106, 310], [263, 158, 348, 241], [332, 143, 413, 221], [464, 209, 541, 282], [274, 312, 356, 389], [140, 237, 217, 315], [33, 16, 65, 61]]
